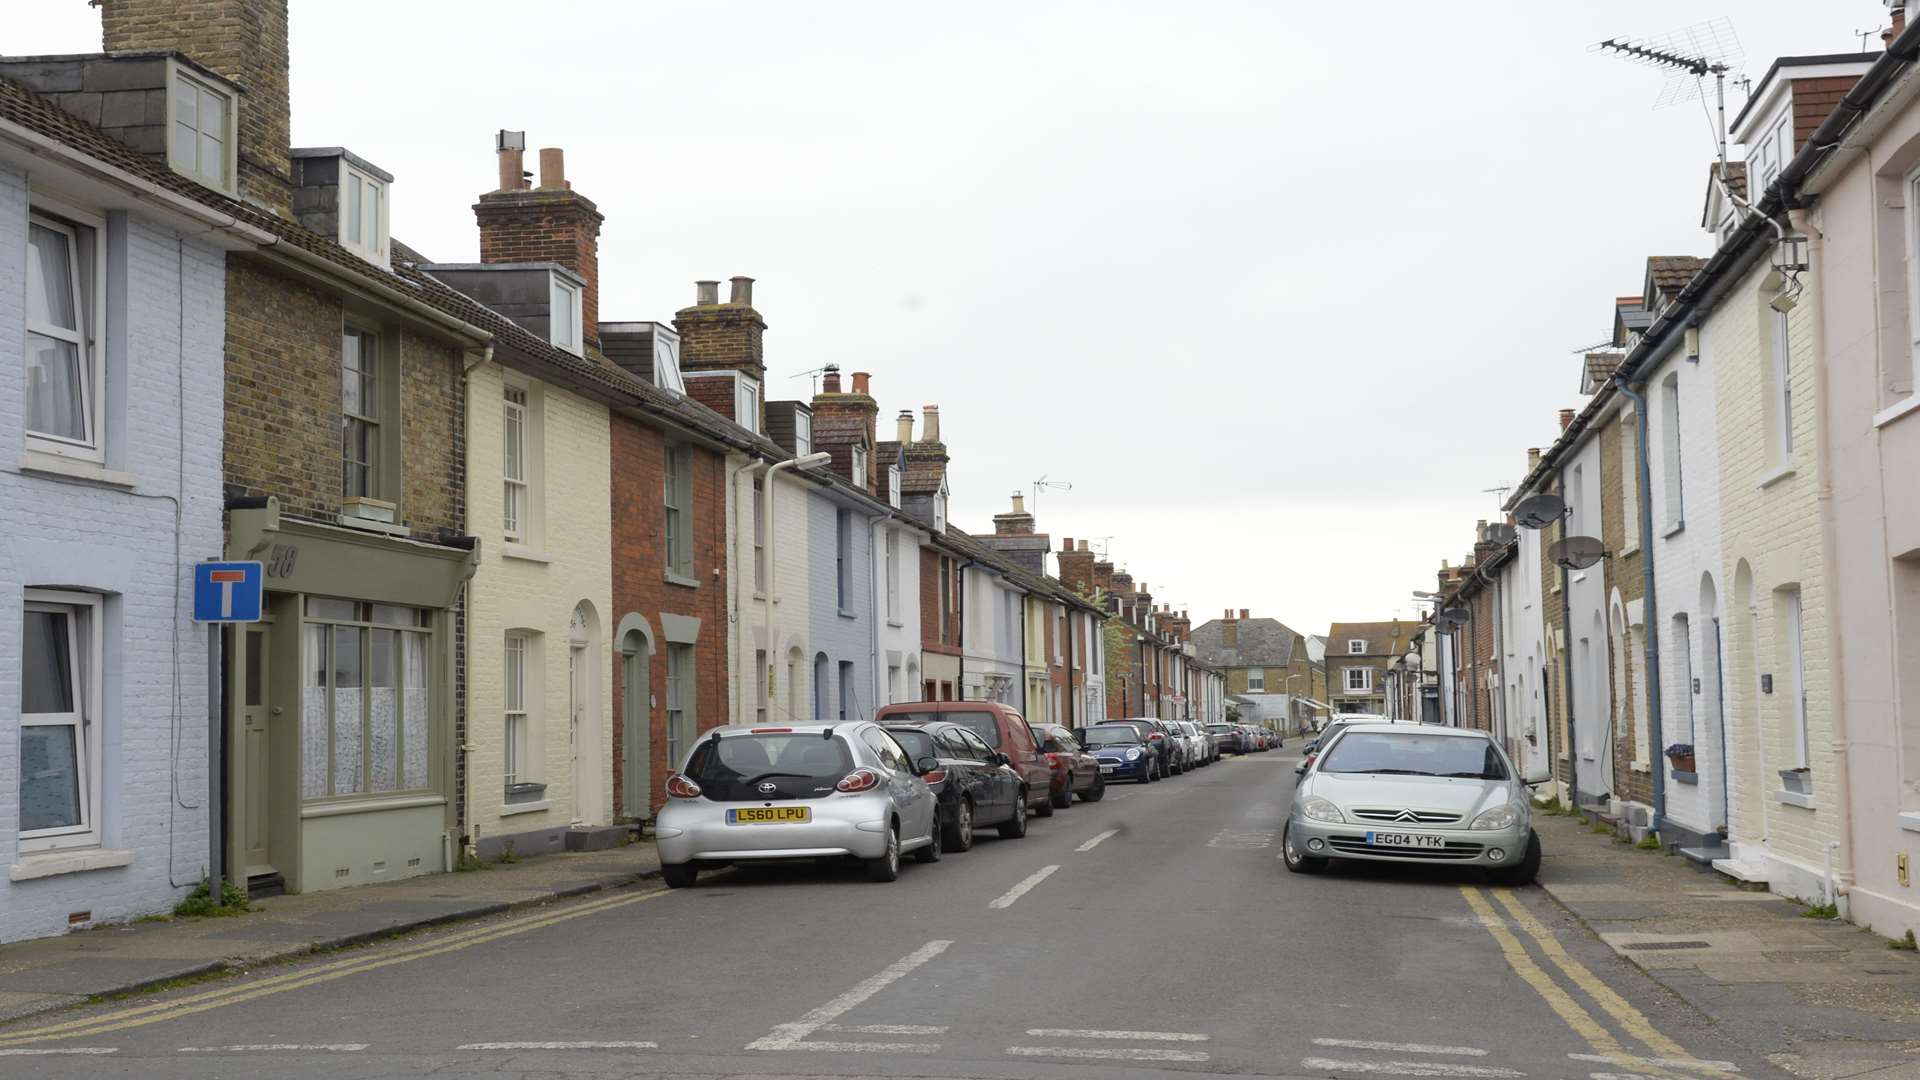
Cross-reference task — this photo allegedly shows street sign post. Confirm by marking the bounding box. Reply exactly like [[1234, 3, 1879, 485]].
[[192, 561, 263, 909]]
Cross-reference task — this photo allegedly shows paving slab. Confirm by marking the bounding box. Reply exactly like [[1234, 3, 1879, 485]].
[[0, 839, 659, 1025]]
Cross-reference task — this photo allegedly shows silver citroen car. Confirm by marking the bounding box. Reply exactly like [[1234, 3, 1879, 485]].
[[654, 722, 941, 888], [1282, 723, 1540, 884]]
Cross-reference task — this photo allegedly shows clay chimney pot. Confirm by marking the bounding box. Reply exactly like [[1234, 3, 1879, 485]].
[[729, 276, 755, 306], [696, 280, 720, 306], [1558, 408, 1577, 431], [896, 410, 914, 443], [538, 147, 566, 190], [822, 364, 842, 394], [852, 371, 871, 396], [922, 405, 941, 443]]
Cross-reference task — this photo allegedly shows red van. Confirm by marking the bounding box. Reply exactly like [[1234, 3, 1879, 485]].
[[872, 701, 1054, 819]]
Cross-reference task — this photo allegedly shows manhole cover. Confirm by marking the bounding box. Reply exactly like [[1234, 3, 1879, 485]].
[[1621, 940, 1712, 951]]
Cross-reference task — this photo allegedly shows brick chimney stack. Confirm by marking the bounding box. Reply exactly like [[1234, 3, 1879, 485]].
[[1558, 408, 1576, 432], [1887, 1, 1907, 45], [993, 493, 1037, 536], [475, 138, 605, 351], [101, 0, 294, 213], [1057, 537, 1096, 595], [978, 492, 1048, 573], [812, 365, 880, 491], [674, 275, 767, 385]]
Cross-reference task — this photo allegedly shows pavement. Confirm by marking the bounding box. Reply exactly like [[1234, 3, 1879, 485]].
[[0, 748, 1811, 1079], [0, 838, 661, 1024], [1537, 808, 1920, 1079]]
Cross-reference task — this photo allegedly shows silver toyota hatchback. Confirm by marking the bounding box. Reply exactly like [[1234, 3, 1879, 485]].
[[654, 723, 941, 888], [1283, 723, 1541, 884]]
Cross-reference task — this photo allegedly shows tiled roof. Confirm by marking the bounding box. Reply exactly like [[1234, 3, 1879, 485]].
[[900, 443, 948, 495], [1327, 621, 1415, 658], [1584, 351, 1621, 391], [0, 72, 786, 462], [1647, 255, 1707, 297], [1716, 160, 1748, 200], [935, 526, 1104, 616], [1189, 617, 1300, 668]]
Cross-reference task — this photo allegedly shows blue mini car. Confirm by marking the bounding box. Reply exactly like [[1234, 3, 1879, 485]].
[[1077, 725, 1156, 784]]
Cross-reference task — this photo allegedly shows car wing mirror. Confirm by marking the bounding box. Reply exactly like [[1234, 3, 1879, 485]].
[[993, 752, 1011, 767], [915, 755, 940, 776], [1523, 776, 1549, 788]]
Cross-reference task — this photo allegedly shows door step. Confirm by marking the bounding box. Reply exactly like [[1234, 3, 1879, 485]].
[[246, 871, 286, 900], [564, 825, 628, 852]]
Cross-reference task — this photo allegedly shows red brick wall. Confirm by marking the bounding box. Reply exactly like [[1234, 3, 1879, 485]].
[[474, 189, 604, 350], [920, 548, 961, 659], [609, 417, 731, 816]]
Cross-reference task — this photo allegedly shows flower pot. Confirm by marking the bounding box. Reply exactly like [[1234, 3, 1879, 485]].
[[1667, 754, 1696, 774]]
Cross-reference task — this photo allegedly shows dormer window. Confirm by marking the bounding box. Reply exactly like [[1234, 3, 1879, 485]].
[[888, 465, 901, 508], [933, 486, 948, 533], [736, 377, 761, 433], [1347, 639, 1366, 654], [550, 275, 582, 355], [168, 67, 235, 191], [852, 444, 869, 489], [794, 412, 813, 456], [342, 163, 387, 262]]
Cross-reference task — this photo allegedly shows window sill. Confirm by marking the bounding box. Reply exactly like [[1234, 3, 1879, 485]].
[[1873, 394, 1920, 429], [1670, 769, 1698, 785], [1756, 464, 1797, 490], [888, 619, 905, 629], [499, 799, 553, 818], [9, 847, 134, 882], [300, 793, 445, 819], [838, 608, 857, 620], [335, 514, 410, 537], [1619, 541, 1640, 558], [18, 450, 136, 489], [663, 571, 700, 589], [501, 543, 551, 564], [1661, 521, 1686, 539], [1571, 572, 1588, 584], [1773, 790, 1817, 810], [1630, 761, 1651, 774], [1898, 811, 1920, 834]]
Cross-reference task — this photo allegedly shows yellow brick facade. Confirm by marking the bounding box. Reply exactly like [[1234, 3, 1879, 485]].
[[464, 361, 615, 851]]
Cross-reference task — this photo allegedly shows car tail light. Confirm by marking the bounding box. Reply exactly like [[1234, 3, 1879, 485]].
[[1149, 732, 1164, 741], [921, 769, 947, 785], [664, 773, 702, 799], [1045, 752, 1060, 765], [836, 768, 881, 793], [750, 727, 793, 733]]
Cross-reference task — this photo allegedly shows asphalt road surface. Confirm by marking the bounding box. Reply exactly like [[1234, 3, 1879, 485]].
[[0, 750, 1788, 1079]]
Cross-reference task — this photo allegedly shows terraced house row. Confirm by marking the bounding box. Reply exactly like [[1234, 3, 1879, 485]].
[[1387, 10, 1920, 942], [0, 0, 1226, 944]]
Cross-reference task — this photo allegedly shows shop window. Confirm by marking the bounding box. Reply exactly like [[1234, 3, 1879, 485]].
[[302, 598, 431, 799]]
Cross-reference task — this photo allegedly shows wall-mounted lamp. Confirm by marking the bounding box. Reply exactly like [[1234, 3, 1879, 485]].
[[1776, 235, 1810, 273]]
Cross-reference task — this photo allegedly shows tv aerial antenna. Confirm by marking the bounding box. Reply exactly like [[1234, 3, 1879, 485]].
[[1594, 18, 1745, 169], [789, 364, 835, 396], [1031, 474, 1072, 514]]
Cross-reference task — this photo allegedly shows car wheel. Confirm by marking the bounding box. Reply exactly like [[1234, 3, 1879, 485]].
[[913, 818, 943, 864], [1050, 777, 1073, 810], [661, 863, 699, 889], [998, 795, 1029, 839], [1282, 823, 1328, 875], [1083, 774, 1106, 802], [945, 797, 975, 852], [867, 824, 901, 882], [1034, 783, 1055, 818], [1490, 831, 1543, 887]]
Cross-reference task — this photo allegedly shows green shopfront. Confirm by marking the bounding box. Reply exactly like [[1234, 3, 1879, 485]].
[[226, 500, 476, 895]]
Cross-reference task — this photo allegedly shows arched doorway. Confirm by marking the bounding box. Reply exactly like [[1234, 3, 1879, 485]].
[[616, 614, 655, 821]]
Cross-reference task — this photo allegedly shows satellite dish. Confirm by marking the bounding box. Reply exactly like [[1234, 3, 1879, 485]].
[[1548, 535, 1607, 571], [1483, 522, 1518, 546], [1514, 493, 1567, 530], [1432, 606, 1470, 628]]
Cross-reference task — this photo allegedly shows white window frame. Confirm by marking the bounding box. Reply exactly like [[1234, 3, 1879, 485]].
[[1662, 373, 1684, 528], [836, 509, 853, 612], [852, 444, 869, 490], [340, 162, 387, 263], [1247, 668, 1266, 692], [1772, 306, 1794, 461], [502, 385, 529, 542], [1904, 163, 1920, 398], [736, 377, 761, 433], [888, 464, 901, 508], [342, 327, 382, 500], [1347, 639, 1366, 654], [1345, 666, 1372, 692], [1785, 588, 1809, 770], [666, 643, 694, 767], [24, 203, 106, 462], [793, 412, 812, 456], [664, 445, 693, 580], [752, 477, 766, 595], [167, 63, 236, 192], [19, 590, 103, 853], [1620, 408, 1640, 550], [504, 633, 530, 788], [653, 328, 685, 394], [884, 527, 899, 621], [550, 275, 583, 355]]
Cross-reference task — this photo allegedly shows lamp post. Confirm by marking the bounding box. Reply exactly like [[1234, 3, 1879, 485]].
[[763, 452, 833, 715]]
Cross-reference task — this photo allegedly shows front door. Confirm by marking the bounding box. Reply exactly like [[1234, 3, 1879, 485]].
[[569, 643, 586, 823], [237, 625, 273, 875]]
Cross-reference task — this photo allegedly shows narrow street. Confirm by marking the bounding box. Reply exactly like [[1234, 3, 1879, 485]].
[[0, 750, 1782, 1080]]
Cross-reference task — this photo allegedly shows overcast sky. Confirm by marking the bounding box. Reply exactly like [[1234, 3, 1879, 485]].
[[15, 1, 1889, 634]]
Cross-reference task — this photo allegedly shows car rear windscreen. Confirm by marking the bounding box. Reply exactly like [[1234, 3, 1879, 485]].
[[943, 711, 1002, 748], [682, 733, 855, 800], [1082, 727, 1142, 747], [1205, 724, 1234, 733], [885, 728, 935, 760], [1317, 733, 1508, 780]]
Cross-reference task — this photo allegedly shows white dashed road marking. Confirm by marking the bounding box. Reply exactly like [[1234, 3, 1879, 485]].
[[1568, 1053, 1739, 1074], [819, 1024, 949, 1035], [1314, 1038, 1489, 1057], [746, 939, 952, 1053], [1299, 1058, 1525, 1078], [0, 1048, 118, 1056], [457, 1041, 657, 1051], [1008, 1046, 1210, 1062], [1027, 1028, 1209, 1042], [180, 1037, 366, 1045], [1075, 829, 1118, 852], [988, 865, 1060, 909]]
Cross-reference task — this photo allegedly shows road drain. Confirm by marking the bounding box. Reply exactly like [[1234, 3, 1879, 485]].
[[1620, 940, 1713, 951]]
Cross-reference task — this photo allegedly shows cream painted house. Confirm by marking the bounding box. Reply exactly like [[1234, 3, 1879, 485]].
[[726, 445, 816, 727]]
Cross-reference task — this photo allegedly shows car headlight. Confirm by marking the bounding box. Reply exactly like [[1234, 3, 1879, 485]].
[[1125, 748, 1143, 761], [1301, 796, 1344, 824], [1471, 804, 1522, 831]]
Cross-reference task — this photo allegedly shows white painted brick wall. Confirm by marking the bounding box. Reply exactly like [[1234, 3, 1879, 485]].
[[872, 520, 921, 707], [0, 167, 227, 942], [464, 363, 614, 844], [726, 459, 814, 724], [808, 492, 874, 719], [1713, 259, 1838, 889]]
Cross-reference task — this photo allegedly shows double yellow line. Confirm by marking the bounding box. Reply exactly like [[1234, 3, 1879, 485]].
[[0, 886, 669, 1048], [1461, 886, 1720, 1079]]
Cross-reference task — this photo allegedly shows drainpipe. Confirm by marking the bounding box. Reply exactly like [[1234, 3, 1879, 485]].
[[1018, 591, 1029, 713], [1065, 606, 1076, 729], [1613, 375, 1667, 835], [1798, 205, 1856, 909], [761, 453, 832, 718], [1560, 555, 1577, 807], [735, 459, 768, 723], [956, 557, 975, 699]]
